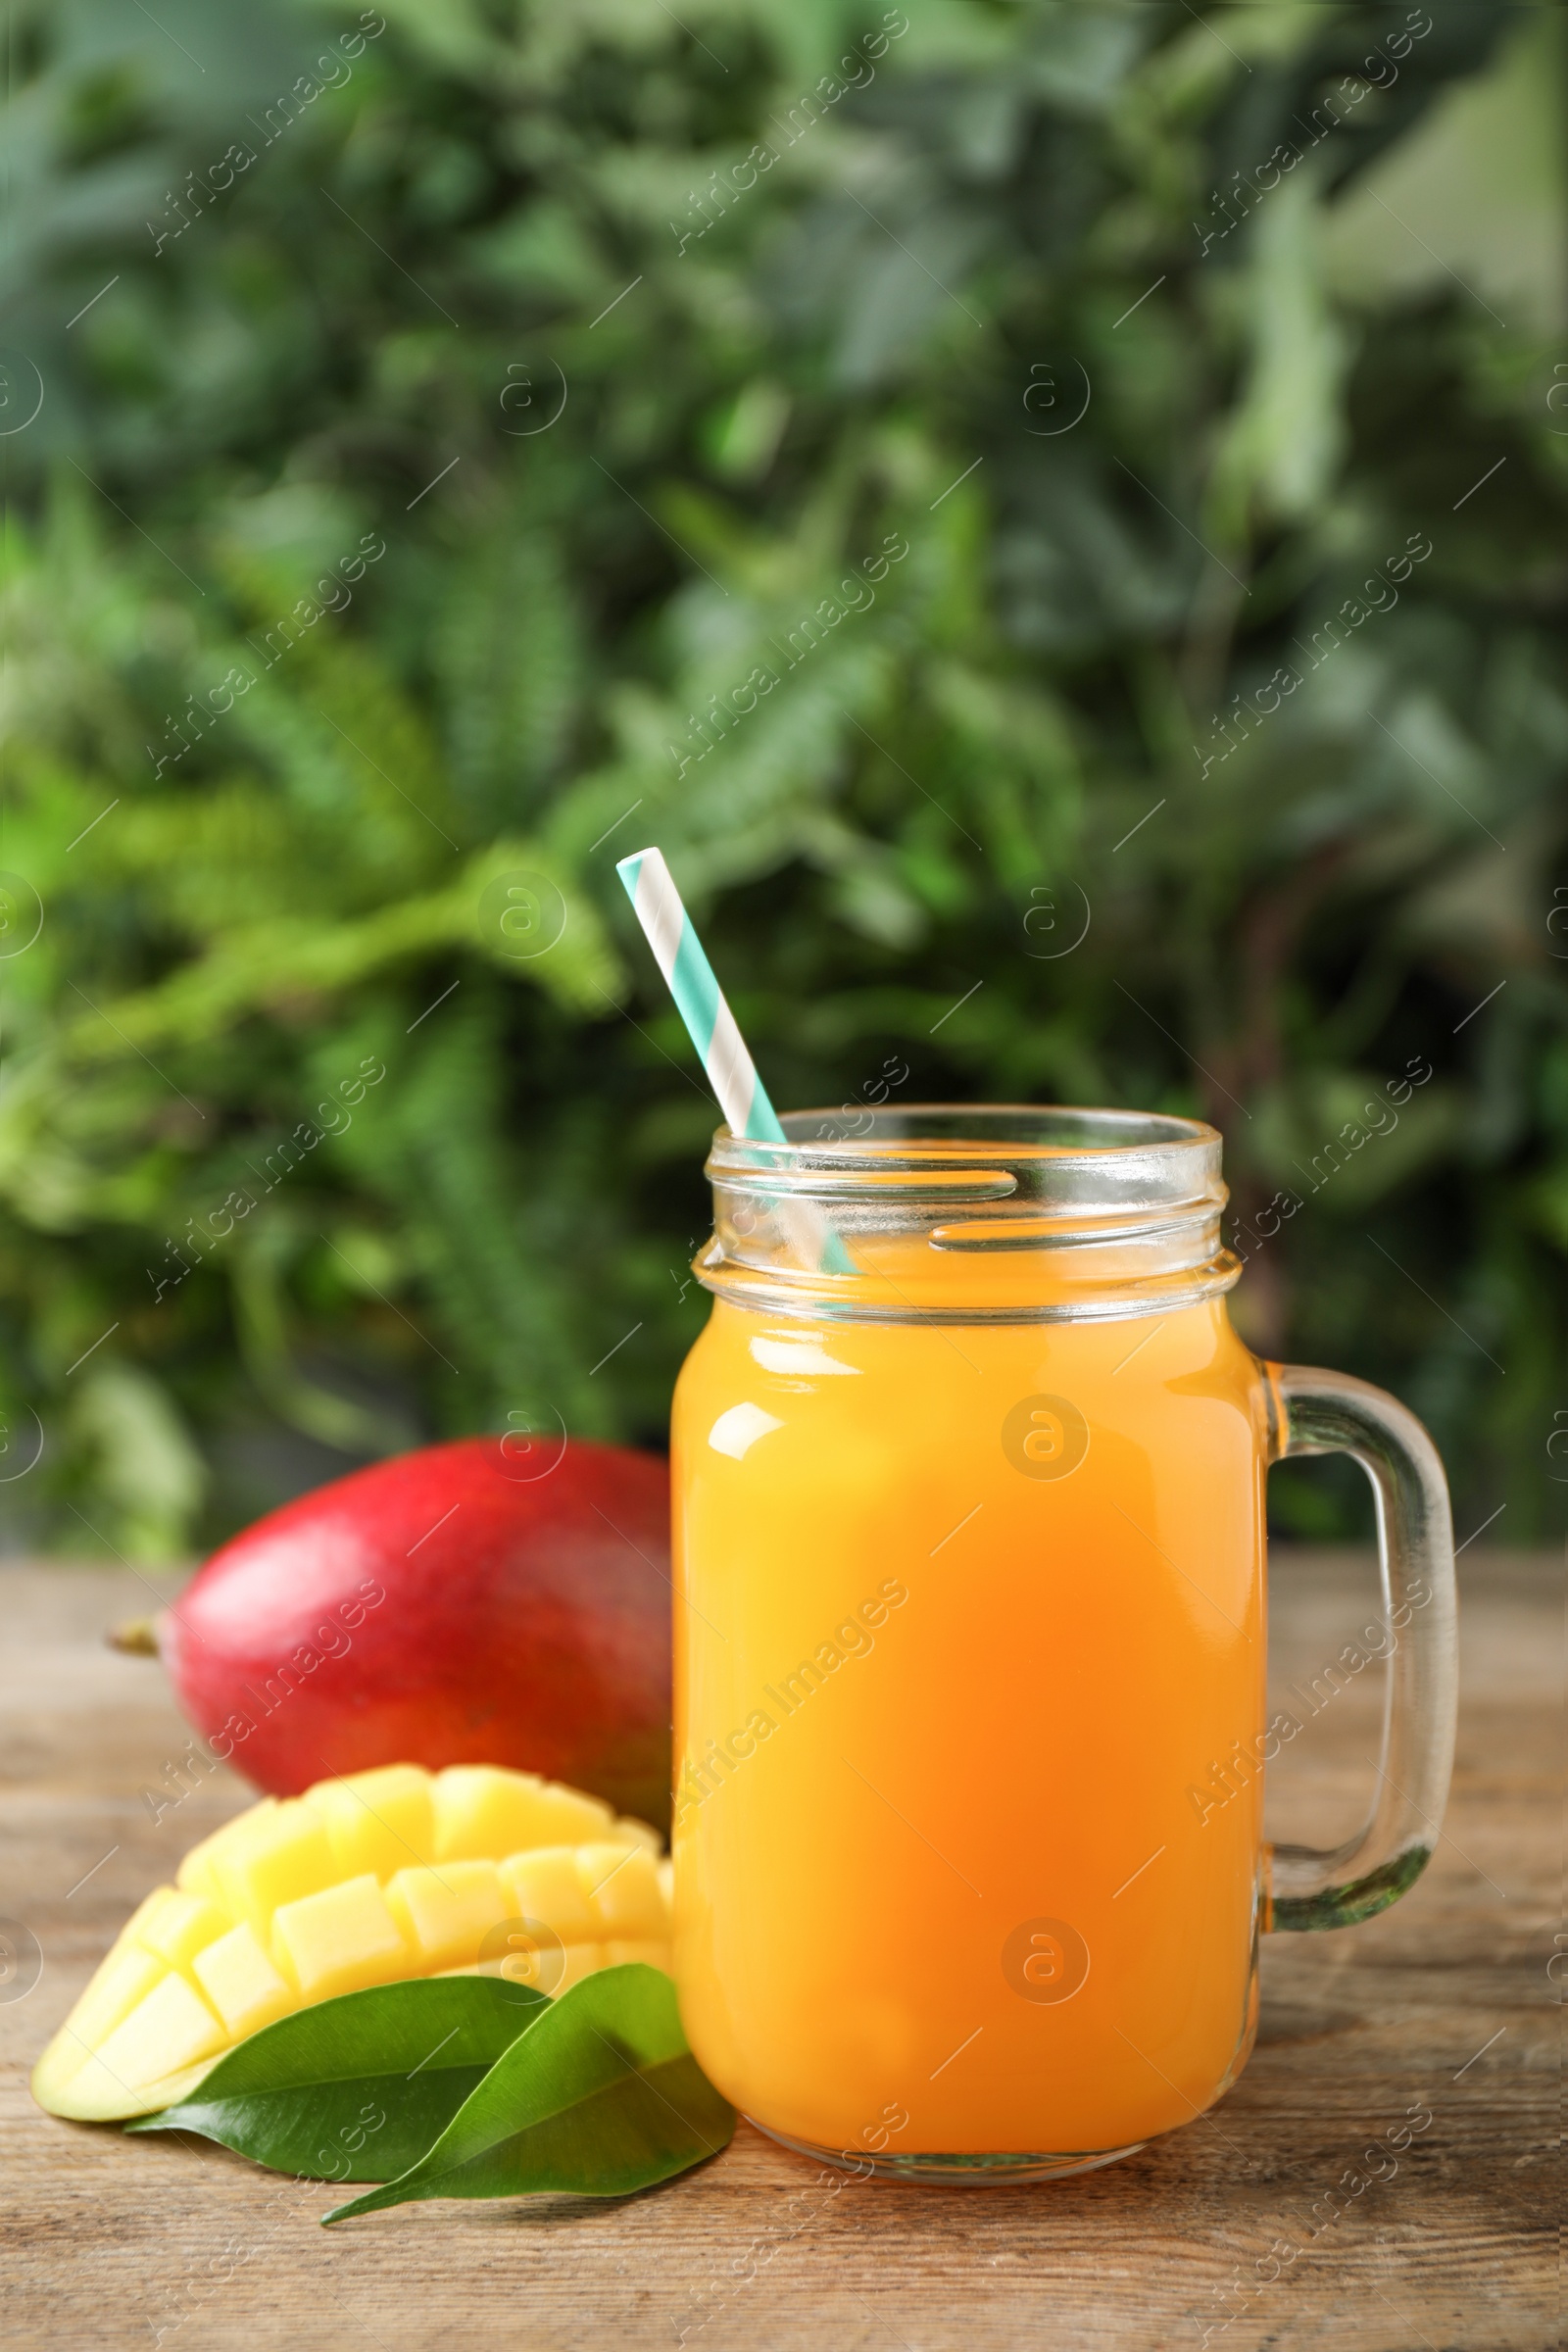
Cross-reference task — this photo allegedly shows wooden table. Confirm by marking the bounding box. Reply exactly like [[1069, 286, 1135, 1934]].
[[2, 1550, 1557, 2350]]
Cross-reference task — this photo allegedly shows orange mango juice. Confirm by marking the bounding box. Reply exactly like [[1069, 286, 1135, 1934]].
[[670, 1274, 1270, 2161]]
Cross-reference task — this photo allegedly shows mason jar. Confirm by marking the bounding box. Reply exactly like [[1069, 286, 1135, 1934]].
[[669, 1106, 1455, 2180]]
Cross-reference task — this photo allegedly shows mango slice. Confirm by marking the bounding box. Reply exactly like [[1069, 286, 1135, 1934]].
[[304, 1763, 435, 1880], [136, 1890, 230, 1973], [51, 1939, 166, 2059], [32, 1762, 668, 2122], [191, 1923, 295, 2039], [270, 1873, 411, 2003], [97, 1971, 227, 2086], [174, 1800, 277, 1907], [212, 1802, 339, 1936], [576, 1843, 665, 1938], [385, 1860, 507, 1972], [502, 1847, 596, 1942]]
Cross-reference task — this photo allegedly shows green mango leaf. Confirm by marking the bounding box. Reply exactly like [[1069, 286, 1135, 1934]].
[[126, 1976, 547, 2181], [322, 1965, 733, 2222]]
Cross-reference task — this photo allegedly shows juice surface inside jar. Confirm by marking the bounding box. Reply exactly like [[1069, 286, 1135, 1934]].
[[671, 1231, 1269, 2164]]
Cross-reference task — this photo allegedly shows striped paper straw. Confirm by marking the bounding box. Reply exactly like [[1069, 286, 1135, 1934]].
[[615, 848, 786, 1143], [616, 846, 852, 1272]]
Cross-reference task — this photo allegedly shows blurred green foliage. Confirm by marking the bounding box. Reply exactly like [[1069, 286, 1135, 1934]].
[[0, 0, 1565, 1557]]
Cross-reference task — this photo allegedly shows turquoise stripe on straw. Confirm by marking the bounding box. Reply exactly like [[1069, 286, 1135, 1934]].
[[667, 917, 781, 1142], [616, 848, 854, 1272], [666, 914, 717, 1056], [615, 851, 786, 1143]]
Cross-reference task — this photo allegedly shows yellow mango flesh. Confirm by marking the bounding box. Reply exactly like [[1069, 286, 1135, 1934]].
[[385, 1860, 508, 1972], [192, 1923, 295, 2039], [32, 1763, 667, 2122], [212, 1803, 340, 1936], [136, 1890, 230, 1974], [270, 1872, 412, 2003], [502, 1847, 596, 1941], [304, 1763, 435, 1880]]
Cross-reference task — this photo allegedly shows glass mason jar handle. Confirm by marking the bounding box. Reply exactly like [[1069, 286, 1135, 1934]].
[[1264, 1363, 1457, 1932]]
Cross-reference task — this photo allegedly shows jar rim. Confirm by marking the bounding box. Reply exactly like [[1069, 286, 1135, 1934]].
[[707, 1104, 1225, 1203], [745, 1102, 1220, 1159], [698, 1103, 1237, 1323]]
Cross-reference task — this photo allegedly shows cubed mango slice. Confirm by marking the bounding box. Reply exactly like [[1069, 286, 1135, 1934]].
[[431, 1765, 547, 1862], [214, 1801, 338, 1935], [96, 1972, 226, 2089], [32, 1760, 671, 2125], [304, 1764, 435, 1881], [615, 1816, 664, 1853], [53, 1938, 166, 2066], [270, 1873, 410, 2002], [501, 1845, 596, 1943], [192, 1923, 297, 2039], [576, 1843, 665, 1938], [133, 1889, 228, 1974], [384, 1860, 506, 1972], [175, 1800, 277, 1904], [527, 1781, 621, 1846]]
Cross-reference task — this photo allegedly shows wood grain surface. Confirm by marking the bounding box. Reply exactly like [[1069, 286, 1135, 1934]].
[[1, 1548, 1558, 2352]]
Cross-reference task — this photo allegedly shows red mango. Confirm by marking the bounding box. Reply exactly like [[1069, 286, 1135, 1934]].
[[148, 1438, 672, 1829]]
